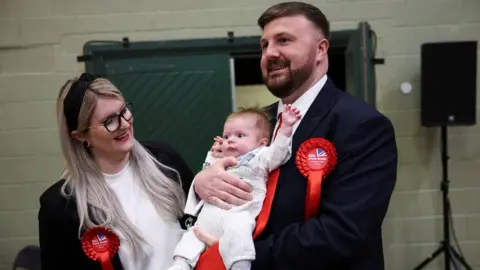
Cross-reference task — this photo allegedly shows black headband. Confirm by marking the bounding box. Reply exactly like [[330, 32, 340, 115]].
[[63, 73, 101, 132]]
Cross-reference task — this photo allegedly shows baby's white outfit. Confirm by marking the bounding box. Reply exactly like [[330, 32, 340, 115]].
[[169, 133, 293, 270]]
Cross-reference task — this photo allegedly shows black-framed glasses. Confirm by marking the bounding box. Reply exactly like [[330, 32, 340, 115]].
[[88, 102, 133, 133]]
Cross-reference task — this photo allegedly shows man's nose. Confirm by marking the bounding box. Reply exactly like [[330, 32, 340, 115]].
[[264, 44, 280, 58]]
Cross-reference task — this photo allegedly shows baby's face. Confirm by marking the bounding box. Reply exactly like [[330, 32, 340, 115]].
[[221, 115, 267, 158]]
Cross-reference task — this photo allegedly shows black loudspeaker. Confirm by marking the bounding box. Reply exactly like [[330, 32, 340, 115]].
[[421, 41, 478, 127]]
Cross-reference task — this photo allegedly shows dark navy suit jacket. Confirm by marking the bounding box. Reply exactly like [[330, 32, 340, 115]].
[[252, 78, 398, 270]]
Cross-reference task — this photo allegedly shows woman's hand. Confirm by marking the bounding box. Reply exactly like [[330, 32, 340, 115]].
[[194, 156, 253, 210]]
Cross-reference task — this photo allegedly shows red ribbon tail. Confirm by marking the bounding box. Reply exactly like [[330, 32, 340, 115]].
[[253, 168, 280, 239], [100, 253, 114, 270], [305, 170, 324, 220], [196, 243, 226, 270]]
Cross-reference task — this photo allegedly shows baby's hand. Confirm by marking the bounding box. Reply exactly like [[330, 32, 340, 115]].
[[210, 136, 225, 158], [282, 104, 302, 127]]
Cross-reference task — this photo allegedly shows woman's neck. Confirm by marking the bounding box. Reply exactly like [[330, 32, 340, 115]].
[[94, 152, 130, 175]]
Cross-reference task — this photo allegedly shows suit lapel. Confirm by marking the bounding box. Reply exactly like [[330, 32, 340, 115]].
[[292, 78, 340, 150], [265, 102, 279, 142]]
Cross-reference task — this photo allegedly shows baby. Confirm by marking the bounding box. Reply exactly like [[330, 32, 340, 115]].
[[168, 104, 301, 270]]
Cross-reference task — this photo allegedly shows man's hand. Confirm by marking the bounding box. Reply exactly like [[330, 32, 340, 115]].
[[194, 157, 253, 210]]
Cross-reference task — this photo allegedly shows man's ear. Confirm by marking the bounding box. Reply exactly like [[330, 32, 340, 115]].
[[317, 38, 329, 61]]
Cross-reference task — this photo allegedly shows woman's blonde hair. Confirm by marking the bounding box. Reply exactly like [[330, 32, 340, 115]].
[[56, 76, 186, 259]]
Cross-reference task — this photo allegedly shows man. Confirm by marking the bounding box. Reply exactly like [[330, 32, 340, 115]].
[[191, 2, 398, 269]]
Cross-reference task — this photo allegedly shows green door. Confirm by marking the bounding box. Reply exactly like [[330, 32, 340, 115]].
[[100, 54, 232, 171]]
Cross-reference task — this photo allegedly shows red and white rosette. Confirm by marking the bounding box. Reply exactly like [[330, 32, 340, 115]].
[[296, 138, 337, 220], [81, 226, 120, 270]]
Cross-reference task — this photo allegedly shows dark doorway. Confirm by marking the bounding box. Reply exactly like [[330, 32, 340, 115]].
[[233, 46, 346, 91]]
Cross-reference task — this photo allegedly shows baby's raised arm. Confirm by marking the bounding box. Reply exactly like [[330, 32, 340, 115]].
[[258, 104, 302, 172]]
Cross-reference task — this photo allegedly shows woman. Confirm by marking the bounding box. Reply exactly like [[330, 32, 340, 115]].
[[38, 73, 252, 270]]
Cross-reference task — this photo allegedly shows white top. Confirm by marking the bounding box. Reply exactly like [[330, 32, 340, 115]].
[[275, 74, 328, 136], [104, 163, 183, 270]]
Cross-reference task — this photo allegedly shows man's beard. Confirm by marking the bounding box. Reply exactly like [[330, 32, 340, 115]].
[[262, 58, 314, 99]]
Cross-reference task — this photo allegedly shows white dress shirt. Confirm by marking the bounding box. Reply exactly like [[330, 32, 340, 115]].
[[274, 74, 328, 137]]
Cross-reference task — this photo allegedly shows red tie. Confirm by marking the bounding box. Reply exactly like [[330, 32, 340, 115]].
[[272, 113, 282, 141], [195, 112, 283, 270]]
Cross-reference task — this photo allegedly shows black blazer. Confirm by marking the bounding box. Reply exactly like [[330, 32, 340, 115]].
[[252, 78, 398, 270], [38, 141, 195, 270]]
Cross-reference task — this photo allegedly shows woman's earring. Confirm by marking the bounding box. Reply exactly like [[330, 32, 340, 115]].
[[82, 141, 90, 148]]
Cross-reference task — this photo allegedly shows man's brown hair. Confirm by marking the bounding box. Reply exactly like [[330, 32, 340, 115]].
[[227, 106, 273, 140], [257, 1, 330, 40]]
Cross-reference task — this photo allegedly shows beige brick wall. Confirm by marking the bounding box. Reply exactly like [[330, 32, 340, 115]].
[[0, 0, 479, 269]]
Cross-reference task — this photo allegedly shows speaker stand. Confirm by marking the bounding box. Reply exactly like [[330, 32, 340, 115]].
[[412, 126, 472, 270]]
